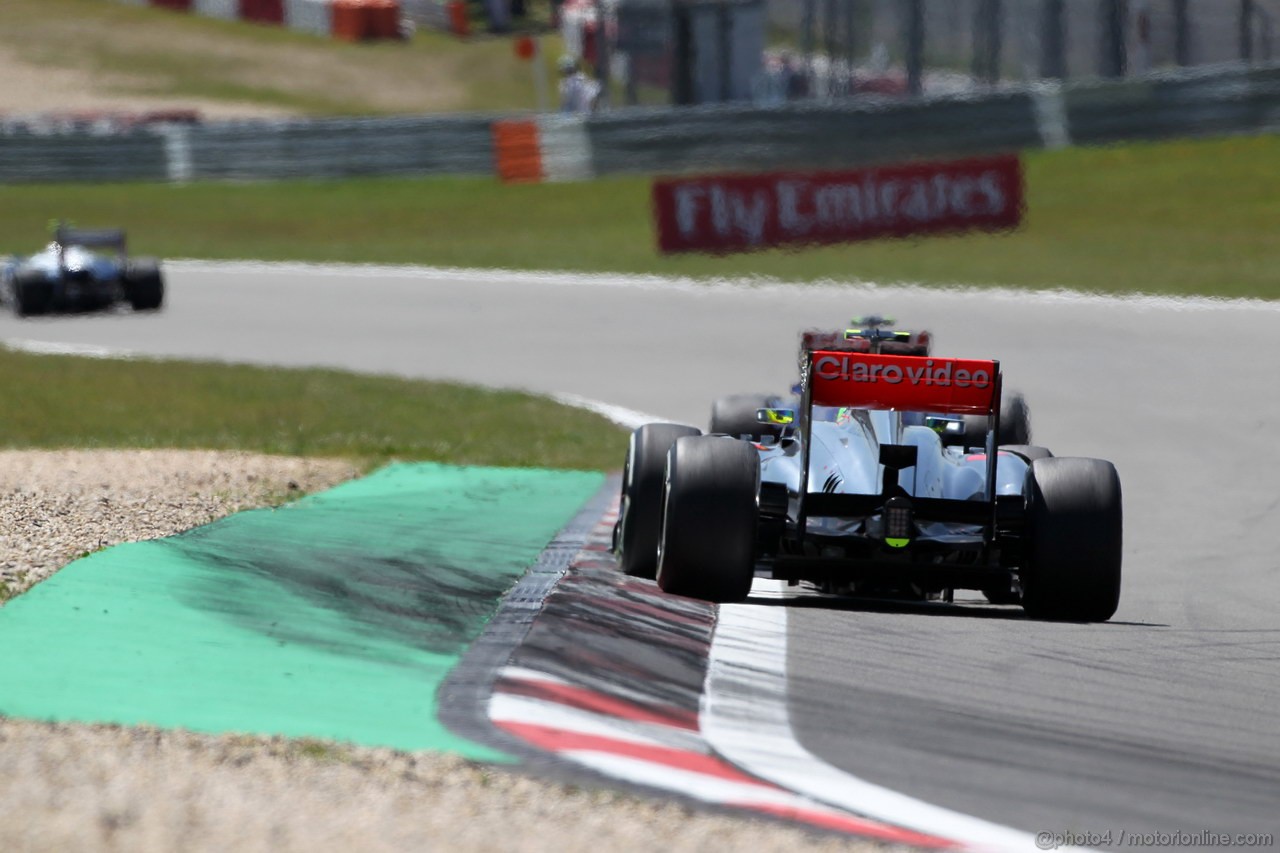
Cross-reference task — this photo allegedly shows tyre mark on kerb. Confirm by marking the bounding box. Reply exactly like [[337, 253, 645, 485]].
[[704, 578, 1066, 853], [484, 504, 954, 848]]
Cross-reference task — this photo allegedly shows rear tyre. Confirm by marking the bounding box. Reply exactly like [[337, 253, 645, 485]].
[[999, 445, 1053, 462], [13, 270, 52, 317], [710, 393, 779, 440], [1000, 393, 1032, 446], [1021, 457, 1123, 622], [123, 258, 165, 311], [616, 423, 701, 579], [962, 392, 1032, 449], [656, 436, 759, 603]]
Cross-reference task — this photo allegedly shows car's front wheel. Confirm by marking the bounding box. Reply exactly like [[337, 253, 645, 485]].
[[13, 270, 52, 317]]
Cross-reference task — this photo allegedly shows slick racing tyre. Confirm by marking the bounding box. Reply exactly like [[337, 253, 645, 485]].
[[123, 258, 165, 311], [963, 392, 1032, 449], [616, 423, 701, 579], [999, 445, 1053, 463], [13, 270, 53, 317], [656, 435, 759, 603], [710, 394, 783, 440], [1000, 393, 1032, 446], [1021, 457, 1123, 622]]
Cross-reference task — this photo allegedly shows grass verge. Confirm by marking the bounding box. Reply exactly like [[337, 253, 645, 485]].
[[0, 347, 625, 471], [2, 135, 1276, 299]]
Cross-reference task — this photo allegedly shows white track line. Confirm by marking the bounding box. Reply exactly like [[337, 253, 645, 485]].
[[702, 578, 1050, 853], [164, 259, 1280, 314], [4, 339, 141, 358], [551, 393, 683, 431]]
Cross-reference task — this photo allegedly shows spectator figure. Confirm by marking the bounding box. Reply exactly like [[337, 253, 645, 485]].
[[558, 55, 601, 113], [782, 52, 810, 100], [484, 0, 509, 32], [751, 54, 787, 105]]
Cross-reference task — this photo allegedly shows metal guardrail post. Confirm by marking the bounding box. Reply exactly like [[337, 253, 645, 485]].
[[973, 0, 1003, 85], [1173, 0, 1191, 66], [905, 0, 924, 96], [1241, 0, 1256, 64], [1262, 8, 1275, 62], [844, 0, 857, 73], [594, 0, 611, 108], [801, 0, 817, 92], [824, 0, 840, 70], [1041, 0, 1067, 80], [1099, 0, 1127, 78]]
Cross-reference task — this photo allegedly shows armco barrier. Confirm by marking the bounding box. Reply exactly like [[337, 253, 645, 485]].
[[193, 0, 238, 20], [1, 62, 1277, 185], [284, 0, 331, 36], [0, 115, 493, 183], [0, 131, 169, 184], [1065, 63, 1266, 144], [585, 92, 1044, 178], [179, 114, 495, 180], [1250, 65, 1280, 129]]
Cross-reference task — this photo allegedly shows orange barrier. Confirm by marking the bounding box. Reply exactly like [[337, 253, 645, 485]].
[[369, 0, 400, 38], [446, 0, 469, 38], [239, 0, 284, 24], [331, 0, 400, 41], [492, 120, 542, 184]]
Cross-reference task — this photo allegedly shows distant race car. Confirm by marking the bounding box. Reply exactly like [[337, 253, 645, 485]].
[[1, 225, 164, 316], [616, 340, 1123, 621], [709, 315, 1031, 448]]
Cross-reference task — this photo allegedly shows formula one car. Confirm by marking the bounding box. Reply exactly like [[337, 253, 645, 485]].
[[1, 225, 164, 316], [616, 345, 1122, 622], [709, 315, 1031, 448]]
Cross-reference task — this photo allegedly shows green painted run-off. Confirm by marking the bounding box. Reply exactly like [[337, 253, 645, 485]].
[[0, 463, 603, 761]]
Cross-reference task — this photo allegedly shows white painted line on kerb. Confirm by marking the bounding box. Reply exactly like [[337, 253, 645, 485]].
[[702, 578, 1056, 853]]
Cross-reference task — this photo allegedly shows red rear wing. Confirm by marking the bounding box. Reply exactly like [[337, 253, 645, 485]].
[[809, 351, 999, 415]]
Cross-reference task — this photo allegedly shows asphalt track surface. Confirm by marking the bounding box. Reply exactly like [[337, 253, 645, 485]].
[[5, 263, 1279, 846]]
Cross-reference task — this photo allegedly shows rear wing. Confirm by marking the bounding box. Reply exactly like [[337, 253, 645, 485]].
[[809, 351, 998, 415], [54, 226, 127, 254], [797, 349, 1004, 540]]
